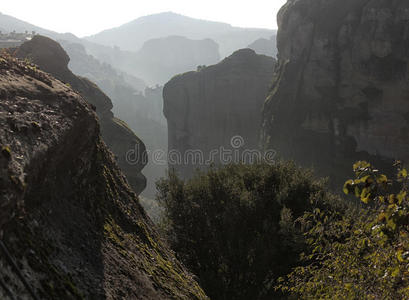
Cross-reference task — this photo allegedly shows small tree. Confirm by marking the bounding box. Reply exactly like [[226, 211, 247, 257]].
[[279, 161, 409, 299]]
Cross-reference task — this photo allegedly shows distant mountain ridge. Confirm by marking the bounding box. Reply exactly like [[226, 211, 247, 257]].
[[87, 12, 233, 48], [0, 12, 147, 86], [86, 12, 275, 57], [0, 11, 55, 35], [0, 11, 276, 83]]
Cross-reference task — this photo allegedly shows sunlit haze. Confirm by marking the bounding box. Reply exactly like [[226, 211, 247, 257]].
[[0, 0, 287, 37]]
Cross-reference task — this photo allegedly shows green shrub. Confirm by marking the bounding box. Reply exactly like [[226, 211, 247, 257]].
[[157, 161, 334, 300]]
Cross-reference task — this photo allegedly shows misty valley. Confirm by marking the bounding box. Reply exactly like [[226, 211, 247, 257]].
[[1, 0, 409, 299]]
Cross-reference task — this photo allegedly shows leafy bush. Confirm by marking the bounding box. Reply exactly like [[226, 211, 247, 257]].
[[157, 162, 334, 300], [279, 161, 409, 299]]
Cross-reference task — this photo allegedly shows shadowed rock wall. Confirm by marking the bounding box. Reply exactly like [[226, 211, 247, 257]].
[[263, 0, 409, 186]]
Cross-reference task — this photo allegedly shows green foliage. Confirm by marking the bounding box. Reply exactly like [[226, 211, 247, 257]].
[[157, 162, 332, 300], [343, 161, 389, 204], [279, 161, 409, 299]]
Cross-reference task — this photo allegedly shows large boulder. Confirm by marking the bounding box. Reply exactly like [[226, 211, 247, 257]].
[[164, 49, 275, 178], [0, 54, 208, 299], [262, 0, 409, 187], [15, 35, 147, 195]]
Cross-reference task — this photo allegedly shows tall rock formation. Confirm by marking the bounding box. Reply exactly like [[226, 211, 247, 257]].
[[263, 0, 409, 186], [0, 54, 208, 299], [14, 35, 147, 195], [164, 49, 275, 178]]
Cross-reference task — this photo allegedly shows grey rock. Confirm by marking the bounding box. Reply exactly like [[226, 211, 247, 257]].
[[164, 49, 275, 178], [262, 0, 409, 188]]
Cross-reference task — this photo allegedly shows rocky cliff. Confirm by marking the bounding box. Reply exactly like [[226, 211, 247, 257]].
[[262, 0, 409, 186], [14, 35, 147, 195], [164, 49, 275, 178], [0, 54, 208, 299]]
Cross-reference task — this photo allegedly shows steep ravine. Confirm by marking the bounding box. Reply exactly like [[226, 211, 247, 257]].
[[0, 55, 208, 299], [263, 0, 409, 186]]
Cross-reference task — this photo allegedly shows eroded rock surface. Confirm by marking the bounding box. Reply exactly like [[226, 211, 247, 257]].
[[164, 49, 275, 178], [14, 35, 147, 195], [0, 54, 208, 299], [263, 0, 409, 186]]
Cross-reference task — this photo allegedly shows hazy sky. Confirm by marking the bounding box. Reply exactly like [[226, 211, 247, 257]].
[[1, 0, 287, 37]]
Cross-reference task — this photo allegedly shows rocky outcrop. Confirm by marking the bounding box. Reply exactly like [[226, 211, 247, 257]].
[[262, 0, 409, 187], [14, 35, 147, 195], [164, 49, 275, 178], [0, 54, 208, 299]]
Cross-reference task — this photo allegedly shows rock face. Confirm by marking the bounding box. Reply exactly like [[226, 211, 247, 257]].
[[263, 0, 409, 186], [164, 49, 275, 178], [15, 35, 147, 195], [0, 54, 208, 299], [133, 36, 221, 85]]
